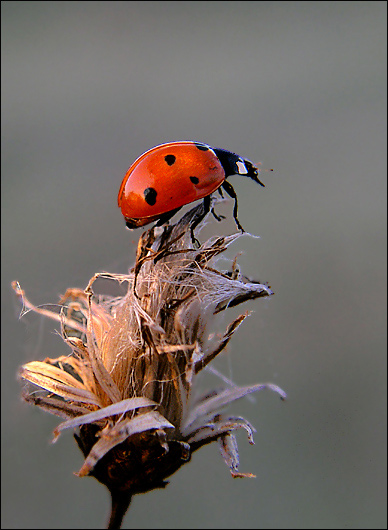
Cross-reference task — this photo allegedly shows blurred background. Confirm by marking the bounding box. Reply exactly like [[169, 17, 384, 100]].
[[2, 2, 386, 528]]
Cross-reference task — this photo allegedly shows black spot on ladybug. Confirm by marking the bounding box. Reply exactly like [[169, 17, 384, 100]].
[[144, 187, 157, 206], [164, 154, 176, 166], [194, 143, 209, 151], [189, 176, 199, 184]]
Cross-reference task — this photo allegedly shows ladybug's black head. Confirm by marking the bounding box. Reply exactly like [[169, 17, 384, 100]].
[[213, 148, 265, 187]]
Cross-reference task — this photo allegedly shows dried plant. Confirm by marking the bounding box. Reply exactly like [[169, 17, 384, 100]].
[[13, 203, 285, 529]]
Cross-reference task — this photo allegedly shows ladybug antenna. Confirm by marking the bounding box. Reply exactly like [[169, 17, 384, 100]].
[[252, 161, 274, 183]]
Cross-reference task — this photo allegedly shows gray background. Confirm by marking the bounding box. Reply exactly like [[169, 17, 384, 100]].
[[2, 2, 386, 528]]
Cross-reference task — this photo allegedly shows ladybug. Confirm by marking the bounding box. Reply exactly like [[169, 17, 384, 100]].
[[118, 141, 265, 232]]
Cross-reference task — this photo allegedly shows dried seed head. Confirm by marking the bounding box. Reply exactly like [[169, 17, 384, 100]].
[[14, 203, 285, 529]]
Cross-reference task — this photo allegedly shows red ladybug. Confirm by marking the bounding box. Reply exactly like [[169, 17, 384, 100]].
[[118, 141, 265, 231]]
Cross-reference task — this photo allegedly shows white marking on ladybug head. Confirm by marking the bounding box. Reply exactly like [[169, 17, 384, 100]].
[[236, 160, 248, 174]]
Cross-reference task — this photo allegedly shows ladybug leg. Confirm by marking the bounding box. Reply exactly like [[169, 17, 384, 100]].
[[188, 195, 212, 246], [155, 207, 182, 227], [221, 181, 245, 232], [211, 208, 225, 222], [210, 191, 226, 223]]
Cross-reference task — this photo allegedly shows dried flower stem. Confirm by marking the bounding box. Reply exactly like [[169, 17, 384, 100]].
[[14, 203, 285, 528]]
